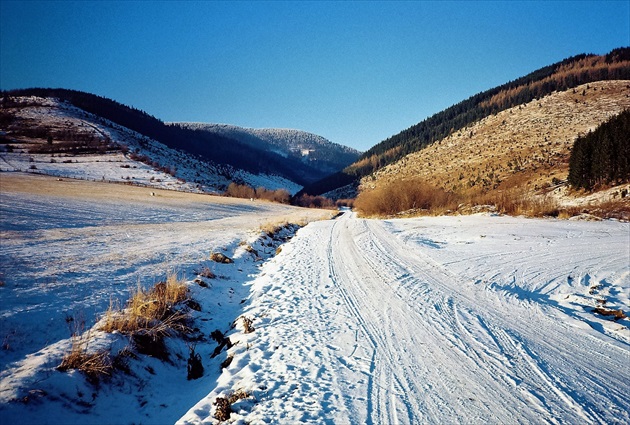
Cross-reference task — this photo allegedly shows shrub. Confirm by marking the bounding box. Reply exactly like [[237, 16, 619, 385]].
[[225, 183, 291, 204], [186, 344, 204, 380], [255, 186, 291, 204], [355, 178, 458, 217], [225, 182, 255, 199], [293, 193, 335, 209], [100, 272, 190, 337], [336, 198, 355, 208]]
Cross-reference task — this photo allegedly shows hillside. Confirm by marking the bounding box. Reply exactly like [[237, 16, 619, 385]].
[[302, 47, 630, 197], [0, 95, 302, 194], [1, 88, 348, 189], [361, 80, 630, 214], [174, 123, 360, 176]]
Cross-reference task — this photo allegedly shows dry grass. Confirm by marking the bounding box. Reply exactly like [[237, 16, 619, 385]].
[[214, 397, 232, 421], [100, 272, 190, 336], [58, 345, 112, 381], [355, 178, 459, 217], [593, 307, 627, 321], [210, 252, 233, 264], [363, 81, 630, 211], [472, 190, 560, 217], [214, 390, 252, 421], [58, 316, 112, 381], [259, 220, 289, 238], [197, 266, 216, 279], [239, 316, 255, 334], [584, 199, 630, 221]]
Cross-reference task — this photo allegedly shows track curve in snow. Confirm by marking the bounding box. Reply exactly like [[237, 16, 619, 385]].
[[179, 212, 630, 424]]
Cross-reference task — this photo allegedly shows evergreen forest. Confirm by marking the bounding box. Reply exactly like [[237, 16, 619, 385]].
[[568, 109, 630, 190]]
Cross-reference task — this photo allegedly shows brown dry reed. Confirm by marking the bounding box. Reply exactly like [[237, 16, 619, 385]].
[[100, 272, 190, 336]]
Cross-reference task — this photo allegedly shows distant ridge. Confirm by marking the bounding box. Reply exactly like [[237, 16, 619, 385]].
[[300, 47, 630, 197], [172, 123, 360, 176], [2, 88, 351, 186]]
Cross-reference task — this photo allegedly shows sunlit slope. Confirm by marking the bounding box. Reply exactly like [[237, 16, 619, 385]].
[[364, 81, 630, 197]]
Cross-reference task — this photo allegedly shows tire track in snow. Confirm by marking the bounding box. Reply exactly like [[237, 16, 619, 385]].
[[362, 217, 628, 424], [327, 217, 419, 424], [179, 212, 629, 424]]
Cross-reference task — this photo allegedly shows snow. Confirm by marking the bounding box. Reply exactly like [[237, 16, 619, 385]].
[[179, 213, 629, 424], [2, 175, 629, 424], [0, 174, 329, 424], [1, 97, 302, 194]]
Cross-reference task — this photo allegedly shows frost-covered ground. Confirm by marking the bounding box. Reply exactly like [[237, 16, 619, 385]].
[[180, 213, 629, 424], [0, 173, 328, 424], [2, 175, 629, 424]]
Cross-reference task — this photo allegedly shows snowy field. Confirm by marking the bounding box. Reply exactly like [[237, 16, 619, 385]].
[[0, 173, 328, 424], [1, 174, 629, 424], [181, 213, 629, 424]]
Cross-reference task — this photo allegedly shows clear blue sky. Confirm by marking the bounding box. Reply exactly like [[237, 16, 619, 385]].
[[1, 1, 628, 151]]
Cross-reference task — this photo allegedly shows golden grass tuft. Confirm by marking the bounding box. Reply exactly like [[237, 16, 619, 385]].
[[259, 220, 289, 238], [100, 272, 190, 335], [355, 178, 459, 217], [58, 325, 112, 381], [58, 344, 112, 380]]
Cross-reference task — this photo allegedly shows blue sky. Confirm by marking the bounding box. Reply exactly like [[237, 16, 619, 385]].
[[1, 1, 628, 151]]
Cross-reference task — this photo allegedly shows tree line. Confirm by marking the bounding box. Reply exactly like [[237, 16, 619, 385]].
[[300, 47, 630, 197], [568, 109, 630, 190]]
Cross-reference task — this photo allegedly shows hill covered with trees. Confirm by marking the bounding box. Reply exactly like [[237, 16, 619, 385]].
[[300, 47, 630, 196], [173, 123, 360, 176], [1, 88, 340, 186], [568, 109, 630, 190]]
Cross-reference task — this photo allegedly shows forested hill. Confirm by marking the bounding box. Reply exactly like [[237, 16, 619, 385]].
[[0, 88, 330, 185], [173, 123, 361, 175], [568, 109, 630, 190], [300, 47, 630, 197]]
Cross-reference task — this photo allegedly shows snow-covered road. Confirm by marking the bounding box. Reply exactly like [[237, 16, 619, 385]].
[[181, 212, 629, 424]]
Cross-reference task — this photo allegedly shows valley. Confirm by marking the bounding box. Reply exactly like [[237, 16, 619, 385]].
[[1, 47, 628, 424], [0, 174, 627, 424]]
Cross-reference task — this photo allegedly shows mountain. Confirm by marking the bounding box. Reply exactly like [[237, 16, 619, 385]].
[[362, 80, 630, 204], [172, 123, 360, 177], [0, 89, 353, 192], [0, 93, 300, 193], [301, 47, 630, 197]]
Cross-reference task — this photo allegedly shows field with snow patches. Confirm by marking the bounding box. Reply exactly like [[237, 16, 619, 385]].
[[1, 173, 629, 424], [0, 173, 329, 424], [0, 96, 303, 195]]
